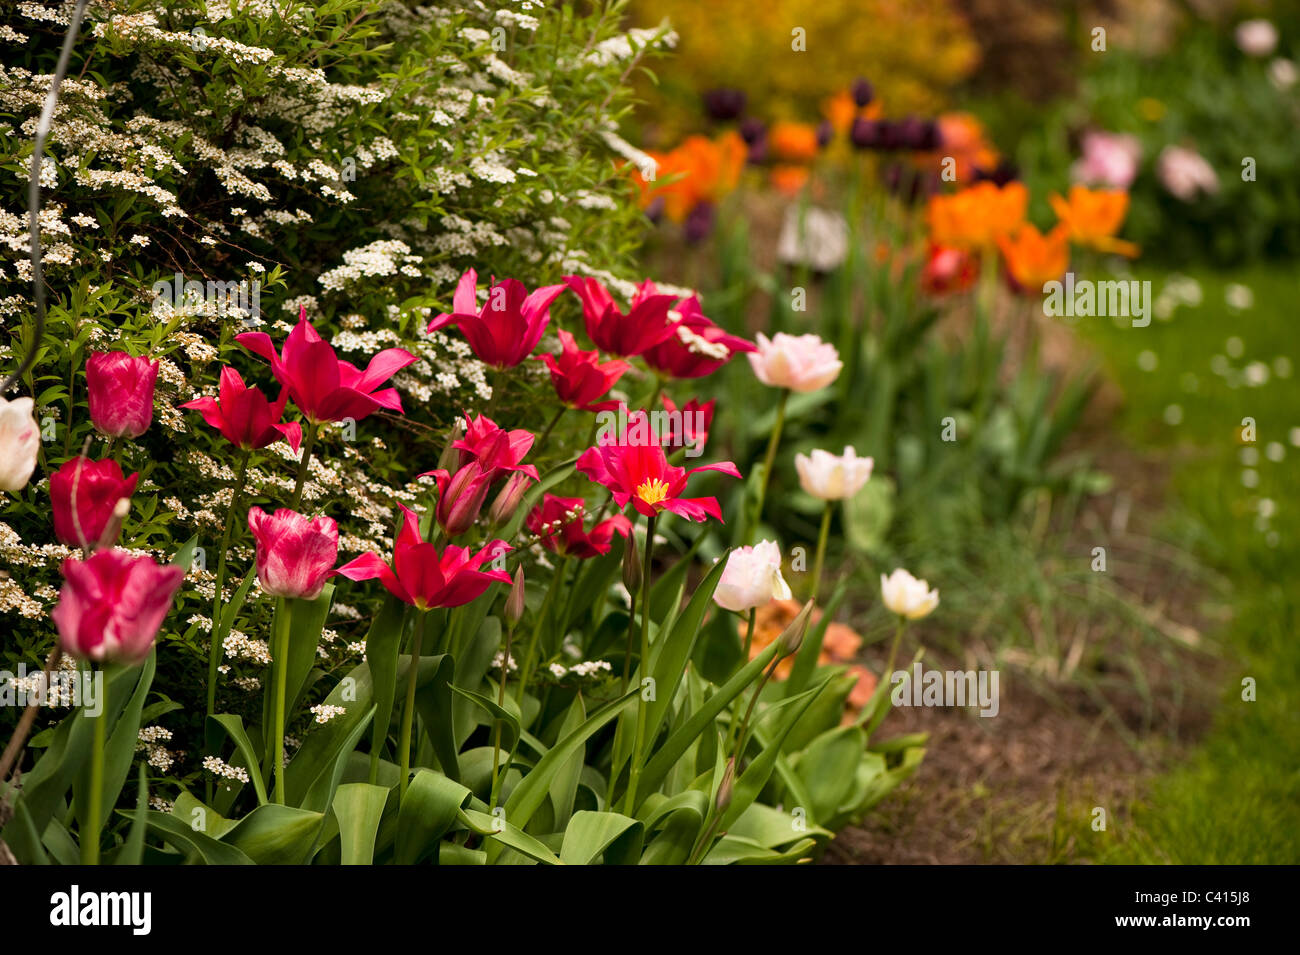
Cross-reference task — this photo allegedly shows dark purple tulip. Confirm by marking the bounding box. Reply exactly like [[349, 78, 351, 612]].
[[973, 160, 1020, 187], [644, 195, 666, 224], [882, 164, 941, 205], [876, 120, 904, 151], [915, 120, 941, 151], [851, 77, 874, 108], [850, 117, 881, 149], [684, 202, 716, 244], [895, 116, 928, 151], [746, 137, 769, 165], [739, 117, 766, 145], [703, 88, 746, 122], [816, 119, 834, 149]]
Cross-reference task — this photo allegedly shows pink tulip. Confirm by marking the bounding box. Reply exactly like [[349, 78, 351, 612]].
[[1157, 145, 1218, 201], [425, 462, 496, 537], [334, 505, 511, 610], [536, 329, 629, 412], [426, 268, 566, 368], [747, 332, 843, 392], [49, 457, 139, 549], [52, 549, 185, 665], [86, 352, 159, 439], [180, 366, 302, 452], [563, 276, 679, 357], [236, 308, 417, 424], [1071, 131, 1141, 190], [247, 507, 339, 600]]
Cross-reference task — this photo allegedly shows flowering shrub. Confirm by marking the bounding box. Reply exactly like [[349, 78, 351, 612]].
[[0, 0, 667, 707], [0, 2, 924, 865]]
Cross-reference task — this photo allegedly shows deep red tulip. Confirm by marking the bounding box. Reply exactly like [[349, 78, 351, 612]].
[[334, 504, 511, 610], [426, 268, 566, 368], [447, 413, 538, 480], [425, 461, 496, 537], [563, 276, 679, 357], [642, 296, 754, 379], [50, 457, 139, 548], [247, 507, 339, 600], [86, 351, 158, 439], [660, 395, 715, 455], [51, 549, 185, 665], [536, 329, 629, 412], [576, 417, 740, 522], [236, 308, 417, 424], [526, 493, 632, 559], [179, 366, 303, 452]]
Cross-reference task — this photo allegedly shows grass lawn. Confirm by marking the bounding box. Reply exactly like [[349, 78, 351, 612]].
[[1075, 263, 1300, 863]]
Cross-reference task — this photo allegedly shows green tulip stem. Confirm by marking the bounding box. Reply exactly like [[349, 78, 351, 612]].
[[534, 405, 566, 457], [622, 513, 656, 815], [731, 653, 783, 770], [207, 448, 250, 727], [397, 609, 427, 800], [272, 597, 291, 805], [740, 609, 756, 660], [809, 502, 832, 606], [490, 623, 515, 810], [82, 667, 105, 865], [750, 388, 789, 543], [517, 556, 568, 702], [883, 616, 907, 691], [289, 420, 319, 512]]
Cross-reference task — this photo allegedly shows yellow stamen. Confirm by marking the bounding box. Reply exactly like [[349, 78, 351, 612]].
[[635, 478, 671, 507]]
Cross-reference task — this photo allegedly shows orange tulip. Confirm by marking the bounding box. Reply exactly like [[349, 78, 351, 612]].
[[822, 89, 883, 135], [997, 223, 1070, 292], [926, 181, 1028, 249], [768, 121, 820, 163], [769, 164, 811, 195], [1049, 185, 1140, 257], [632, 132, 746, 223]]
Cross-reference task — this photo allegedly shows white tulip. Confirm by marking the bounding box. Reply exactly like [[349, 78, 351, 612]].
[[0, 396, 40, 493], [713, 540, 792, 612], [880, 568, 939, 620], [795, 446, 873, 500]]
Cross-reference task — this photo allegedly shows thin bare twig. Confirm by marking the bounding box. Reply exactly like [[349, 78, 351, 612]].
[[1, 0, 89, 396]]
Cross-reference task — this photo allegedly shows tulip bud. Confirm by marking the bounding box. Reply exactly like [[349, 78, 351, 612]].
[[0, 396, 40, 493], [49, 456, 139, 548], [716, 758, 735, 812], [85, 351, 159, 439], [777, 600, 814, 658], [52, 549, 185, 665], [505, 566, 526, 628], [434, 462, 492, 537], [437, 417, 466, 472], [247, 507, 339, 600], [488, 471, 532, 528], [622, 526, 642, 595]]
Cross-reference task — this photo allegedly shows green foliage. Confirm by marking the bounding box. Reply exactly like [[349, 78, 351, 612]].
[[1003, 21, 1300, 265]]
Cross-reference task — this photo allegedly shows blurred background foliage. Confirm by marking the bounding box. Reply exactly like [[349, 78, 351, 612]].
[[627, 0, 979, 144]]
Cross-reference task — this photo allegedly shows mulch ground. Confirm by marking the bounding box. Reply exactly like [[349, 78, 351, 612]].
[[824, 417, 1224, 864]]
